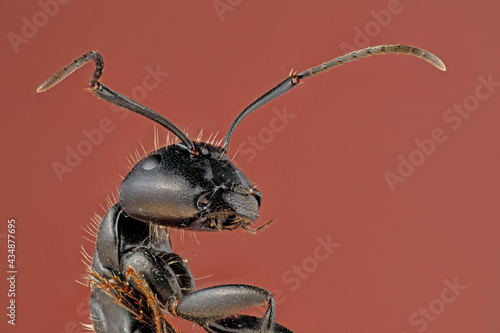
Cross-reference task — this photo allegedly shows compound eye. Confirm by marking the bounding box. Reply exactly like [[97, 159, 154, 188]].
[[141, 154, 161, 170]]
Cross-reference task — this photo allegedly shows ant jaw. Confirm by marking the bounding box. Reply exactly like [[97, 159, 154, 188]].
[[242, 218, 274, 234], [197, 213, 269, 233]]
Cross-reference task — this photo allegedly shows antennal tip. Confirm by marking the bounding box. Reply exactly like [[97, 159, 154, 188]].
[[36, 74, 64, 93], [436, 60, 447, 71], [36, 51, 103, 93], [36, 81, 50, 93]]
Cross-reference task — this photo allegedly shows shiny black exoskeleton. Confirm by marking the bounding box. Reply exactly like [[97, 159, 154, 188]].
[[90, 204, 291, 333], [37, 45, 445, 333], [120, 142, 262, 232], [88, 141, 283, 333]]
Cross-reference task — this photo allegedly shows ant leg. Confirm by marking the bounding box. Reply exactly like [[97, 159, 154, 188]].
[[119, 240, 290, 332], [88, 269, 180, 333], [205, 314, 294, 333], [120, 249, 196, 304], [171, 284, 285, 333]]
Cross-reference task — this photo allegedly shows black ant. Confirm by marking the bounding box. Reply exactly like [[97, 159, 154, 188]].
[[37, 45, 445, 333]]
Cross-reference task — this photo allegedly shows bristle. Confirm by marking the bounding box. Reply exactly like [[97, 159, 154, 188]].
[[196, 129, 203, 142], [105, 195, 113, 208], [139, 140, 147, 155], [216, 136, 225, 147], [75, 279, 89, 287], [90, 213, 102, 230], [191, 231, 201, 246], [80, 246, 93, 264], [81, 322, 95, 332], [99, 204, 107, 214], [82, 236, 96, 244], [81, 212, 102, 245], [125, 155, 133, 168], [82, 225, 98, 238], [153, 126, 159, 151], [134, 148, 141, 163], [194, 273, 214, 281], [128, 152, 135, 166], [210, 131, 219, 145], [231, 149, 239, 161]]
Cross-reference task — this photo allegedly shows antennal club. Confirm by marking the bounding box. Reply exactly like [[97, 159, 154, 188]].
[[223, 44, 446, 152], [37, 51, 196, 153]]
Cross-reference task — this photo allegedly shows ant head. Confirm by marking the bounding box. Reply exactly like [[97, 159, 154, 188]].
[[119, 142, 265, 232]]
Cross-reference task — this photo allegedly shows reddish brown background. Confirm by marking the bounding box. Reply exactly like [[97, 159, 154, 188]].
[[1, 1, 499, 332]]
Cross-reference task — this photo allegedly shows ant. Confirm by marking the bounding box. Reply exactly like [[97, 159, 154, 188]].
[[37, 45, 445, 333]]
